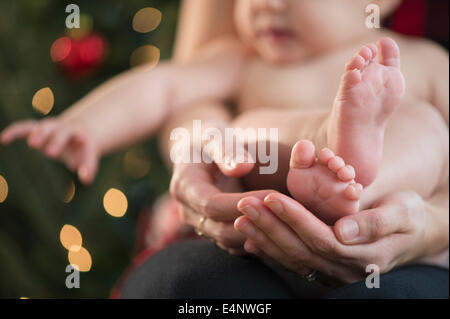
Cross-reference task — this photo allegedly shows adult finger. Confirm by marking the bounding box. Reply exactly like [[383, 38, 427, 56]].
[[178, 203, 246, 249], [205, 189, 276, 221], [334, 192, 420, 244], [170, 162, 220, 211], [215, 241, 247, 256], [238, 215, 362, 284], [237, 196, 313, 263], [171, 161, 274, 222], [263, 193, 344, 258], [235, 215, 313, 276]]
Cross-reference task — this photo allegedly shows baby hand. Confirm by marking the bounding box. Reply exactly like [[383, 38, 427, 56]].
[[1, 117, 99, 185], [203, 129, 255, 178]]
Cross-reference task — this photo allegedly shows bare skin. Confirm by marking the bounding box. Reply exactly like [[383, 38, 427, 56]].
[[1, 0, 448, 267], [287, 141, 363, 225], [285, 38, 409, 223], [169, 0, 449, 278]]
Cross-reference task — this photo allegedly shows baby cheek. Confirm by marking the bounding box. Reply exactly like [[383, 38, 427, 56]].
[[234, 0, 255, 41]]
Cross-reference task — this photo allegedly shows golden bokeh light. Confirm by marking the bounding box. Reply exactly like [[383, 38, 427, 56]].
[[130, 45, 160, 68], [32, 87, 54, 115], [0, 174, 8, 203], [63, 180, 76, 203], [59, 224, 83, 252], [123, 148, 151, 179], [132, 7, 162, 33], [68, 246, 92, 272], [103, 188, 128, 217]]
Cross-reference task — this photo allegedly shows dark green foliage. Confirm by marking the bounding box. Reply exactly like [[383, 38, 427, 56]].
[[0, 0, 179, 298]]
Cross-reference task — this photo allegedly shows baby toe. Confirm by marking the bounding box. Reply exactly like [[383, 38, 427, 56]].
[[345, 54, 365, 71], [367, 43, 378, 60], [341, 69, 362, 89], [328, 156, 345, 173], [318, 148, 334, 165], [290, 140, 316, 169], [344, 183, 363, 200], [358, 45, 373, 62], [337, 165, 356, 182], [377, 37, 401, 68]]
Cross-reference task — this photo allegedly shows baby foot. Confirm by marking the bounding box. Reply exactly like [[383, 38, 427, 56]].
[[287, 140, 363, 225], [327, 37, 405, 186]]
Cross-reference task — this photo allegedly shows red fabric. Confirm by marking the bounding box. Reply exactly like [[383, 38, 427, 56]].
[[389, 0, 427, 36]]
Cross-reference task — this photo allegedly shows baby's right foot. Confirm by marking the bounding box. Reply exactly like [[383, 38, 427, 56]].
[[287, 140, 363, 225]]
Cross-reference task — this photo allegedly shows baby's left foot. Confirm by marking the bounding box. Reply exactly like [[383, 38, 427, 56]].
[[287, 140, 363, 225], [327, 38, 405, 187]]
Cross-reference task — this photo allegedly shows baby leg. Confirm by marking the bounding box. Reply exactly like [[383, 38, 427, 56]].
[[359, 99, 449, 209], [287, 38, 448, 222], [286, 99, 448, 224]]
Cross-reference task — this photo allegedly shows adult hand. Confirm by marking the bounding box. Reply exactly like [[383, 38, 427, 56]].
[[170, 159, 274, 255], [234, 191, 429, 284]]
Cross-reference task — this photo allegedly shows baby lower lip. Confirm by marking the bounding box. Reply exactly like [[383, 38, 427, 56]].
[[261, 29, 293, 41]]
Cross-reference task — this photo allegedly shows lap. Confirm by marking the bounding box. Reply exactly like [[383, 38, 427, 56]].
[[120, 240, 319, 298], [325, 264, 449, 299], [120, 240, 449, 299]]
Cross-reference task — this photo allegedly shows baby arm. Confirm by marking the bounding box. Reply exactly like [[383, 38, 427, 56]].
[[1, 39, 245, 184]]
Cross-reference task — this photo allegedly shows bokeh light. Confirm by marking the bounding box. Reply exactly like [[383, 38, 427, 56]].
[[79, 35, 105, 65], [103, 188, 128, 217], [68, 14, 93, 39], [130, 45, 160, 68], [32, 87, 54, 115], [123, 148, 151, 179], [0, 175, 8, 203], [132, 8, 162, 33], [50, 37, 72, 62], [68, 246, 92, 272], [63, 180, 76, 203], [59, 225, 83, 252]]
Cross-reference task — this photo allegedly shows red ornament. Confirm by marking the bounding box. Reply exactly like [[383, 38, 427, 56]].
[[51, 32, 108, 79]]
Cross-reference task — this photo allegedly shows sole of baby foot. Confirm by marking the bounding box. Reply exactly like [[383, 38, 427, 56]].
[[287, 140, 363, 225], [327, 37, 405, 187]]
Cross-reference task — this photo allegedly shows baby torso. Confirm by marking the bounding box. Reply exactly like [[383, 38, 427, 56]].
[[236, 34, 429, 113]]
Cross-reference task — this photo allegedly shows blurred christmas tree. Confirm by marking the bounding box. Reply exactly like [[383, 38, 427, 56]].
[[0, 0, 178, 298]]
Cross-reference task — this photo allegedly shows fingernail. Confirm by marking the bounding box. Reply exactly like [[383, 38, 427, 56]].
[[264, 200, 283, 214], [241, 205, 259, 220], [240, 222, 256, 237], [340, 220, 359, 242]]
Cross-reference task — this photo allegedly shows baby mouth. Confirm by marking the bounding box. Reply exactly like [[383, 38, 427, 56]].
[[259, 28, 294, 42]]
